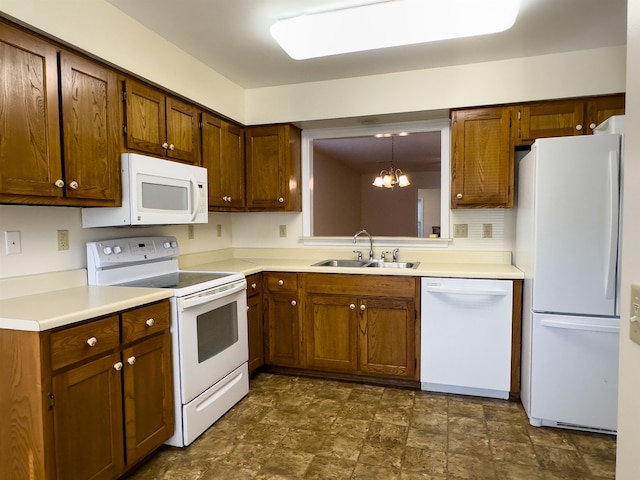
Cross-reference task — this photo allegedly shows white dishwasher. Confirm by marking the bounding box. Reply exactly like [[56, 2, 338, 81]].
[[421, 278, 513, 399]]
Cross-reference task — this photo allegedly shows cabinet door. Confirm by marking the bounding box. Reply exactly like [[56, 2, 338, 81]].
[[122, 333, 174, 466], [517, 100, 585, 144], [246, 125, 286, 210], [59, 51, 120, 202], [585, 94, 625, 134], [358, 298, 416, 379], [52, 352, 125, 480], [123, 79, 167, 157], [202, 113, 245, 209], [264, 291, 300, 367], [165, 96, 200, 164], [304, 294, 358, 371], [0, 23, 62, 197], [451, 108, 513, 208], [247, 291, 264, 374]]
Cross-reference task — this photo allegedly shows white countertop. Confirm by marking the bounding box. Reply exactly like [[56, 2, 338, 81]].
[[0, 249, 522, 332], [0, 286, 172, 332]]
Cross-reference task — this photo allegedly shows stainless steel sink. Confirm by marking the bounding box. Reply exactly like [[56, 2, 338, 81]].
[[312, 259, 420, 269], [366, 261, 420, 269], [312, 259, 372, 268]]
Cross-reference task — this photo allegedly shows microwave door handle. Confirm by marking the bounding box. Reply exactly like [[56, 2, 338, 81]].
[[190, 177, 200, 221]]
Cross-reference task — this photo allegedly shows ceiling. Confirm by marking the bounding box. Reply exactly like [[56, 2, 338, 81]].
[[105, 0, 626, 90]]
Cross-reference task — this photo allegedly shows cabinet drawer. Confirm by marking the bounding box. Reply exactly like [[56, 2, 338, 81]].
[[246, 274, 263, 298], [265, 273, 298, 292], [50, 315, 120, 370], [122, 301, 170, 344]]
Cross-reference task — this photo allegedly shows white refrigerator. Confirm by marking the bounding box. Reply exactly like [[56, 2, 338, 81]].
[[515, 122, 622, 433]]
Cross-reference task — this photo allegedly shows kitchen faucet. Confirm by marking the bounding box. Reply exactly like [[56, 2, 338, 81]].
[[353, 229, 374, 260]]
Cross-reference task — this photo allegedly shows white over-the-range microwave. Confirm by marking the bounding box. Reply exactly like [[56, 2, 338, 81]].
[[82, 153, 208, 227]]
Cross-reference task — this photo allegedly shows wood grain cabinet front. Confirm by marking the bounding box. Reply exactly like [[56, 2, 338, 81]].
[[246, 274, 264, 373], [0, 22, 120, 206], [122, 79, 200, 164], [263, 273, 301, 367], [0, 299, 173, 480]]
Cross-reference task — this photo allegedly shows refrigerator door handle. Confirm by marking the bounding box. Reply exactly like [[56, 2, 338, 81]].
[[540, 318, 620, 334], [604, 150, 619, 300]]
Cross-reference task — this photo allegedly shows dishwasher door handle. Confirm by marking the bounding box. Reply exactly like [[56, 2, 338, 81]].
[[424, 285, 509, 296]]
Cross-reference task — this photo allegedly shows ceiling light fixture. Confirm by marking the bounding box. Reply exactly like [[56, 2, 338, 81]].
[[271, 0, 521, 60], [373, 135, 410, 189]]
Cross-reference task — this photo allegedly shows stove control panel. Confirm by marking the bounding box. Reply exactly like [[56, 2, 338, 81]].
[[87, 236, 179, 270]]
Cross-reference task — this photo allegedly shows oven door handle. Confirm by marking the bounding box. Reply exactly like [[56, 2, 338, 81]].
[[178, 280, 246, 310]]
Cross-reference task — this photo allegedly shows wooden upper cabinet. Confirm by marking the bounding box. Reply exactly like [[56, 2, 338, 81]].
[[123, 79, 200, 164], [0, 22, 62, 198], [514, 94, 625, 145], [202, 113, 245, 210], [245, 124, 301, 211], [59, 51, 120, 202], [451, 107, 514, 208]]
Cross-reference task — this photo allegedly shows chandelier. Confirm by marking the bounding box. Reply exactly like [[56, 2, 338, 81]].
[[372, 135, 410, 189]]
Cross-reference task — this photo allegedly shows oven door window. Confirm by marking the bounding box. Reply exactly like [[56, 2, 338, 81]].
[[196, 302, 238, 363]]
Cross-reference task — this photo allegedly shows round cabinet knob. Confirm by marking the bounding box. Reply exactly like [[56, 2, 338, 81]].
[[86, 337, 97, 347], [69, 181, 79, 189], [164, 241, 171, 248], [349, 303, 356, 310], [291, 300, 297, 306], [146, 318, 155, 327], [113, 245, 122, 254], [223, 196, 228, 202], [278, 197, 284, 203], [246, 306, 250, 311], [169, 144, 175, 151], [590, 123, 597, 130], [360, 304, 366, 311], [113, 362, 123, 371], [103, 246, 113, 255], [127, 356, 136, 365], [54, 179, 64, 188], [278, 279, 284, 286], [227, 196, 232, 202], [456, 193, 463, 199], [576, 124, 583, 131], [171, 241, 177, 248], [251, 283, 257, 289], [162, 142, 169, 149]]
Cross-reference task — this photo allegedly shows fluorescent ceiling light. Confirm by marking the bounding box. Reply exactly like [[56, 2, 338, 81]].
[[271, 0, 521, 60]]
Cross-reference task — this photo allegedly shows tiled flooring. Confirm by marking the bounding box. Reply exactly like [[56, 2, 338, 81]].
[[128, 373, 616, 479]]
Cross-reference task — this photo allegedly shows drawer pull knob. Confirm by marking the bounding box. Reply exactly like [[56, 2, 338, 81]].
[[350, 303, 356, 310], [360, 304, 366, 311], [86, 336, 97, 347], [114, 362, 123, 371], [278, 197, 284, 203], [251, 283, 257, 289], [291, 300, 297, 306], [127, 356, 136, 365], [278, 279, 284, 286], [146, 318, 155, 327]]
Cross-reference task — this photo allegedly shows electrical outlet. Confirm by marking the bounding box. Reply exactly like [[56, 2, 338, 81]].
[[4, 231, 21, 255], [217, 224, 222, 237], [187, 225, 195, 240], [453, 224, 468, 238], [279, 225, 287, 238], [482, 224, 493, 239], [57, 230, 69, 251]]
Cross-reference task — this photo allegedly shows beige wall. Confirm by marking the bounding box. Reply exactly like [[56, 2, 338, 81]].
[[616, 0, 640, 477]]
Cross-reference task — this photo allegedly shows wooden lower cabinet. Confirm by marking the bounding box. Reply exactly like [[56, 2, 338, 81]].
[[301, 274, 419, 382], [0, 299, 173, 480], [246, 274, 264, 373], [265, 290, 300, 367]]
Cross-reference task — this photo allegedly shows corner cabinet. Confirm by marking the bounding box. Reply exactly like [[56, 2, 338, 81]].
[[245, 124, 302, 211], [0, 300, 174, 480], [302, 273, 419, 383], [202, 113, 246, 210], [122, 79, 200, 164], [0, 21, 120, 205], [450, 107, 514, 209]]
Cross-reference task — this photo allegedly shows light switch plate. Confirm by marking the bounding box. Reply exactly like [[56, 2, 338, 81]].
[[630, 284, 640, 345]]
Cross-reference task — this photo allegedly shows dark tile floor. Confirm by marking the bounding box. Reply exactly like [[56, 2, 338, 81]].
[[128, 373, 616, 479]]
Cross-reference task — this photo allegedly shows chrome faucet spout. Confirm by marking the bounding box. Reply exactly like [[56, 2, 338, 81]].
[[353, 229, 374, 260]]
